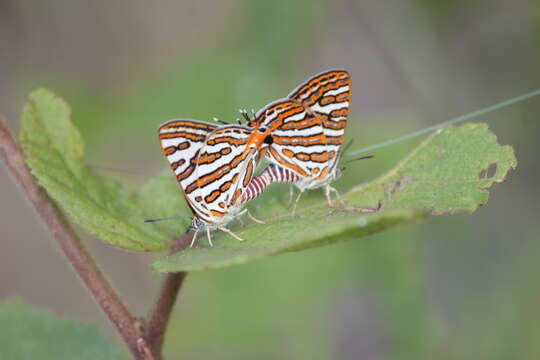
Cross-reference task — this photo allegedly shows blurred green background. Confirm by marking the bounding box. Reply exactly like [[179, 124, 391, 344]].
[[2, 1, 540, 359]]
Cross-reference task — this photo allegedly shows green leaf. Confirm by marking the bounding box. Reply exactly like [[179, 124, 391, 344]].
[[0, 300, 123, 360], [154, 123, 516, 272], [17, 89, 516, 265], [19, 89, 170, 251], [137, 170, 192, 235]]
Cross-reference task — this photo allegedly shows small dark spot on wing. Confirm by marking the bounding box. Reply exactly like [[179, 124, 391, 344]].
[[264, 135, 273, 144]]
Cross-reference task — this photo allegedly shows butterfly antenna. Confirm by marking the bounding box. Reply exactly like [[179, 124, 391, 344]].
[[212, 117, 229, 125], [144, 215, 191, 223], [340, 138, 355, 158], [340, 154, 374, 173], [344, 155, 374, 164], [239, 109, 251, 122]]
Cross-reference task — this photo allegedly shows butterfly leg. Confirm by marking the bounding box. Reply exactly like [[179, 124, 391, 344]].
[[291, 189, 305, 216], [325, 185, 346, 207], [236, 210, 247, 226], [287, 185, 295, 206], [206, 227, 214, 247], [236, 209, 264, 225], [218, 226, 244, 242], [247, 210, 265, 224], [237, 209, 247, 216], [189, 229, 200, 248], [237, 217, 246, 226], [324, 186, 334, 207]]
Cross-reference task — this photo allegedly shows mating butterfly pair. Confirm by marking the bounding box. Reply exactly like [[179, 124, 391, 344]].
[[159, 69, 351, 246]]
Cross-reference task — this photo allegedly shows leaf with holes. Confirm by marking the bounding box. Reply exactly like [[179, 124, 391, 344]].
[[17, 90, 516, 266], [154, 123, 516, 271]]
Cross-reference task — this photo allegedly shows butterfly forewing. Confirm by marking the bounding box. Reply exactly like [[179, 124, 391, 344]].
[[190, 125, 257, 218], [289, 69, 350, 160], [159, 120, 259, 225], [288, 69, 350, 129], [250, 99, 333, 179]]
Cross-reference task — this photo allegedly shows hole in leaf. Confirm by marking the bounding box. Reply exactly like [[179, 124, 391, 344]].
[[385, 175, 414, 199], [479, 162, 498, 179]]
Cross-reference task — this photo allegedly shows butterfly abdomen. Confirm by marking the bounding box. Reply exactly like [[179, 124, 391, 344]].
[[241, 165, 300, 204]]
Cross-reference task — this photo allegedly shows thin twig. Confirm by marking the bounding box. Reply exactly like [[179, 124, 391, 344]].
[[145, 235, 191, 359], [0, 119, 154, 360]]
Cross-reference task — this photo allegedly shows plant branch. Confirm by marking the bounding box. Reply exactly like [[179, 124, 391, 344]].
[[145, 235, 191, 359], [0, 118, 153, 360]]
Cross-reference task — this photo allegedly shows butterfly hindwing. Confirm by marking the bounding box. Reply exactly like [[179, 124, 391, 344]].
[[159, 119, 216, 187], [159, 119, 218, 220]]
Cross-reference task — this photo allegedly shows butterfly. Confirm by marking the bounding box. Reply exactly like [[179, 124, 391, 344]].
[[247, 69, 351, 212], [158, 119, 266, 246]]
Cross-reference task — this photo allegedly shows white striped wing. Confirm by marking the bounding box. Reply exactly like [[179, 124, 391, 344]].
[[187, 125, 258, 222], [159, 120, 257, 225], [250, 99, 333, 181], [159, 119, 217, 222], [248, 69, 351, 187], [288, 69, 351, 177]]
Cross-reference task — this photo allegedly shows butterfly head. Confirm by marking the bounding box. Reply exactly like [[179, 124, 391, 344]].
[[334, 167, 344, 181], [190, 217, 206, 231]]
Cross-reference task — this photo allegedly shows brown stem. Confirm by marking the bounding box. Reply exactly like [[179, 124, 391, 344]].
[[146, 272, 187, 358], [145, 235, 191, 359], [0, 119, 153, 360]]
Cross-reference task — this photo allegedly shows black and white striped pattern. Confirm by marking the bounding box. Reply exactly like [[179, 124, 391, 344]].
[[247, 70, 351, 193], [159, 119, 260, 228], [241, 165, 300, 204]]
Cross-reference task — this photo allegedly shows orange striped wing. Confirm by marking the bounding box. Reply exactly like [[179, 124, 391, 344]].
[[159, 120, 258, 225], [189, 125, 259, 221], [249, 99, 330, 181], [288, 69, 351, 181], [248, 69, 351, 188]]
